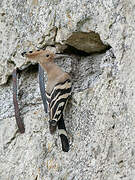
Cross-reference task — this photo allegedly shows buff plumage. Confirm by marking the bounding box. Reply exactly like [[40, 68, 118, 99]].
[[22, 49, 71, 152]]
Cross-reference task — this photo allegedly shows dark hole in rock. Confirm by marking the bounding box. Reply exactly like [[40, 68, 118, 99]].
[[25, 64, 38, 73], [63, 44, 111, 57], [63, 44, 90, 56], [1, 13, 5, 16]]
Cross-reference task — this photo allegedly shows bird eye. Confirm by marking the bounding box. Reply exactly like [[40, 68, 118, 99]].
[[46, 54, 49, 57]]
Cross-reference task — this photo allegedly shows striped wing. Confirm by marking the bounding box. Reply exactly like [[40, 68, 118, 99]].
[[46, 79, 72, 121], [46, 79, 71, 151]]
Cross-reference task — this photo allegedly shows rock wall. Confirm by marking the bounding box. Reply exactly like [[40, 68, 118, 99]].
[[0, 0, 135, 179]]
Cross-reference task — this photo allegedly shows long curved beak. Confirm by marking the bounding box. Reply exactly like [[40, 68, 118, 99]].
[[55, 54, 69, 59]]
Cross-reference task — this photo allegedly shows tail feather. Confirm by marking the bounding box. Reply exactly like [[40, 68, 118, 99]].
[[57, 115, 69, 152]]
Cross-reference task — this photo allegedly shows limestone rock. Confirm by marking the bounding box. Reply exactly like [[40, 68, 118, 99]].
[[65, 31, 108, 53], [0, 0, 135, 180]]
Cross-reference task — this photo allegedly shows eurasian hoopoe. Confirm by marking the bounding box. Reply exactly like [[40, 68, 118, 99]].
[[22, 49, 72, 152]]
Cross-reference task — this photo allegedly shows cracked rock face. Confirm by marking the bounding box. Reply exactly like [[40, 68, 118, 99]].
[[1, 0, 135, 180]]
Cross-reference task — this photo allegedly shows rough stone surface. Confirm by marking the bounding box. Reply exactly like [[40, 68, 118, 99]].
[[0, 0, 135, 180], [59, 31, 108, 53]]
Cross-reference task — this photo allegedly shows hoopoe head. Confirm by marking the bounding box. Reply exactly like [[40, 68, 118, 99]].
[[22, 49, 55, 64], [22, 49, 68, 64]]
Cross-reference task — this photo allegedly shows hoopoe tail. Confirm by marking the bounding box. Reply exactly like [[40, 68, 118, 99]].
[[57, 115, 69, 152]]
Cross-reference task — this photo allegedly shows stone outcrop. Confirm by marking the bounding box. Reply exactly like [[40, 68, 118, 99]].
[[0, 0, 135, 179]]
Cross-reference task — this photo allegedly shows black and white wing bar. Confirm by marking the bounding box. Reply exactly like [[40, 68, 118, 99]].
[[46, 79, 72, 152], [12, 67, 69, 152]]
